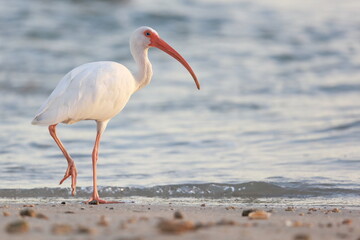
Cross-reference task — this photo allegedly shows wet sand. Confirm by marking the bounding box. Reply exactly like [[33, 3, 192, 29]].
[[0, 202, 359, 240]]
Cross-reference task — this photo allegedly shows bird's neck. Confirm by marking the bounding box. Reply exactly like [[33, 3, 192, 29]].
[[132, 47, 153, 92]]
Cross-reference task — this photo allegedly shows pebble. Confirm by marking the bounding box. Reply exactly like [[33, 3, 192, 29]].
[[285, 220, 311, 227], [294, 233, 311, 240], [248, 210, 270, 220], [36, 213, 49, 220], [125, 217, 136, 224], [139, 216, 149, 221], [77, 225, 96, 234], [52, 224, 73, 235], [332, 208, 341, 213], [61, 201, 66, 205], [6, 220, 30, 234], [157, 219, 195, 234], [342, 219, 352, 225], [216, 219, 236, 226], [200, 204, 206, 207], [174, 211, 184, 219], [98, 215, 110, 227], [3, 211, 10, 216], [325, 208, 341, 214], [285, 207, 295, 212], [242, 209, 258, 217], [225, 206, 236, 210], [23, 204, 35, 207], [195, 222, 214, 229], [20, 208, 36, 217], [242, 222, 254, 227], [64, 211, 75, 214]]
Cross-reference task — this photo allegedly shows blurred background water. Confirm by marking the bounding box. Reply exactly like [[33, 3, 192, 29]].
[[1, 0, 360, 204]]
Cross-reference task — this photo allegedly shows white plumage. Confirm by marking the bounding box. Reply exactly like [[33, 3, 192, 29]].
[[31, 26, 199, 204], [32, 61, 135, 125]]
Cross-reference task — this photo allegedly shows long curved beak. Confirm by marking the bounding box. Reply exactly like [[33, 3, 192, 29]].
[[150, 36, 200, 90]]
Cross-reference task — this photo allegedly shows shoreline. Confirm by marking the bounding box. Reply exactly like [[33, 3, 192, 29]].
[[0, 201, 359, 240], [1, 196, 359, 209]]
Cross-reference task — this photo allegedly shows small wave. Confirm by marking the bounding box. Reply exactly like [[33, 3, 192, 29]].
[[208, 102, 264, 112], [318, 120, 360, 132], [318, 84, 360, 94], [271, 53, 313, 63], [0, 182, 358, 199]]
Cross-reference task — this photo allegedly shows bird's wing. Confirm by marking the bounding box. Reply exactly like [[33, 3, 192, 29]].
[[32, 61, 134, 126], [32, 63, 92, 125]]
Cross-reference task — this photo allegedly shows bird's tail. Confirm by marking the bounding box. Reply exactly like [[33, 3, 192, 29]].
[[31, 114, 53, 126]]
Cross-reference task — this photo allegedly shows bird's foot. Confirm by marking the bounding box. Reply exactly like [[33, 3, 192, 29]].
[[85, 197, 123, 205], [59, 162, 78, 196]]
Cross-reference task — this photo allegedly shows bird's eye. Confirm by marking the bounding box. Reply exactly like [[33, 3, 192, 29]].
[[145, 32, 151, 36]]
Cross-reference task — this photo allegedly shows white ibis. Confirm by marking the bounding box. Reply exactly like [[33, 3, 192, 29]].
[[31, 26, 200, 204]]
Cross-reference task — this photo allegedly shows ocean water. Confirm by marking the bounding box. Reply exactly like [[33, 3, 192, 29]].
[[1, 0, 360, 205]]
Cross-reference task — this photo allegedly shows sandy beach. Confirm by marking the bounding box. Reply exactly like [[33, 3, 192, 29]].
[[0, 200, 358, 240]]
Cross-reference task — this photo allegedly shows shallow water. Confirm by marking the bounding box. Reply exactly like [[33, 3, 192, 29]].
[[1, 0, 360, 204]]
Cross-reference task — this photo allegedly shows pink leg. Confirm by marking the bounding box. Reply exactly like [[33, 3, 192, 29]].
[[49, 124, 78, 196], [86, 121, 122, 204]]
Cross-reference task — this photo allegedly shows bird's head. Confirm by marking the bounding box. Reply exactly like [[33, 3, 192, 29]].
[[130, 26, 200, 90]]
